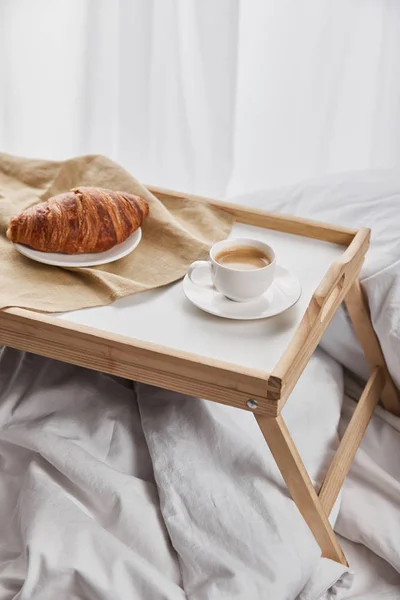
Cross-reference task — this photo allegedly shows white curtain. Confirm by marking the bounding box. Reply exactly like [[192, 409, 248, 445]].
[[1, 0, 400, 197]]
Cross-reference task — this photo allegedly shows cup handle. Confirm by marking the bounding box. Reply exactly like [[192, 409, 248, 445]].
[[187, 260, 214, 288]]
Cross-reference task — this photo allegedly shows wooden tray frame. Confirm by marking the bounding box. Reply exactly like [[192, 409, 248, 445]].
[[1, 185, 399, 566]]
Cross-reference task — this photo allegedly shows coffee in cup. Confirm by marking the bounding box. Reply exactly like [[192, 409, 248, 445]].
[[187, 238, 276, 302], [214, 244, 271, 270]]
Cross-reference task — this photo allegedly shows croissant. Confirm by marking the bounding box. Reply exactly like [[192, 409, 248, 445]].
[[6, 186, 149, 254]]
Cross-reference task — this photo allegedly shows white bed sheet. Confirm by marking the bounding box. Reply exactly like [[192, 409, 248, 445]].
[[339, 537, 400, 600], [0, 345, 349, 600], [0, 346, 399, 599], [0, 348, 184, 600]]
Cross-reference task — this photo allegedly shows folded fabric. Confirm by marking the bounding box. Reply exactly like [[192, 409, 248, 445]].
[[0, 153, 233, 312]]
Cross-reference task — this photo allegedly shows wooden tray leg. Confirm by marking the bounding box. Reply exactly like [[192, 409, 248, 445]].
[[255, 414, 348, 565], [318, 367, 383, 514], [344, 279, 400, 416]]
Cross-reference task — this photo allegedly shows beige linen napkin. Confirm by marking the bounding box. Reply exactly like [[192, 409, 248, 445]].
[[0, 153, 233, 312]]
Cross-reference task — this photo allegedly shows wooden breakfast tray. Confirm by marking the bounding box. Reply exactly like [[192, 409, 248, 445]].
[[1, 185, 399, 566]]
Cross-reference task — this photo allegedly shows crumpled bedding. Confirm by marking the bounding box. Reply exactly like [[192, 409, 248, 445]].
[[0, 344, 351, 600], [0, 349, 183, 600], [0, 345, 399, 599]]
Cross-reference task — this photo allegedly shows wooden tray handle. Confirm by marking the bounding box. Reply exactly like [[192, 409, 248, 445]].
[[312, 227, 370, 324], [271, 227, 371, 405]]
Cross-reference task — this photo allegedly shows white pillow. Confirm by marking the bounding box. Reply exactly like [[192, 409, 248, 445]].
[[232, 169, 400, 387]]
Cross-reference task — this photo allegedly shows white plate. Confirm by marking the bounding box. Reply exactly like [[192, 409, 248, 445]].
[[183, 264, 301, 320], [13, 228, 142, 268]]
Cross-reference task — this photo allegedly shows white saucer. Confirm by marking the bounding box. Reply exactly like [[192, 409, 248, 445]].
[[183, 265, 301, 320], [13, 228, 142, 268]]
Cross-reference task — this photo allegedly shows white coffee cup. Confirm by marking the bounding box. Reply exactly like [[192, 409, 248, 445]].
[[188, 238, 276, 302]]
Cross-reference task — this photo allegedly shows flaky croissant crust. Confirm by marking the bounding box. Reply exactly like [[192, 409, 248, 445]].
[[7, 186, 149, 254]]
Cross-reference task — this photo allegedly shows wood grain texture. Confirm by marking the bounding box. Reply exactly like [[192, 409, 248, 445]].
[[271, 228, 370, 410], [345, 280, 400, 416], [255, 414, 348, 565], [0, 307, 281, 415], [147, 185, 357, 245], [318, 367, 384, 515]]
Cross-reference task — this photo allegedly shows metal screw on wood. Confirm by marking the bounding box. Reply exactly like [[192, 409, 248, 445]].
[[247, 399, 258, 410]]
